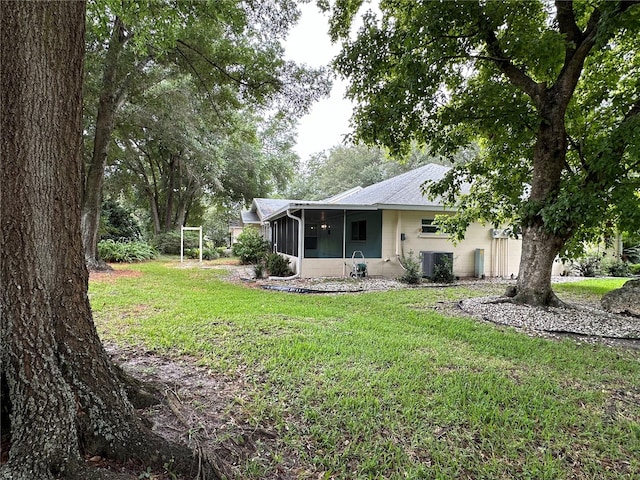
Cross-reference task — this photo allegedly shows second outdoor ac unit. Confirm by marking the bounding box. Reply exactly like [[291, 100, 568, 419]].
[[421, 251, 453, 278], [491, 228, 510, 239]]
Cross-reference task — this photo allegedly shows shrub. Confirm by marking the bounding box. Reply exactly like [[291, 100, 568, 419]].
[[431, 254, 455, 283], [203, 248, 220, 261], [623, 245, 640, 264], [266, 253, 292, 277], [99, 198, 141, 242], [601, 257, 630, 277], [630, 264, 640, 275], [185, 247, 220, 261], [573, 255, 601, 277], [98, 239, 157, 263], [232, 228, 269, 264], [253, 263, 265, 279], [398, 251, 422, 284], [151, 231, 199, 255]]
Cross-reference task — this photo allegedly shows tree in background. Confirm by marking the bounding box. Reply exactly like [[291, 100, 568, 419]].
[[1, 2, 222, 478], [82, 0, 330, 269], [111, 70, 228, 234], [99, 197, 142, 241], [283, 143, 465, 200], [331, 0, 639, 306], [203, 202, 240, 247], [107, 69, 299, 234]]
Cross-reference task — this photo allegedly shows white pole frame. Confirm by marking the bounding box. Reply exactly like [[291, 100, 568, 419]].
[[180, 226, 203, 263]]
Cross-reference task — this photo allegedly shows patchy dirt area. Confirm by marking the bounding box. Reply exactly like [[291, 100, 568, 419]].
[[90, 269, 143, 282], [99, 344, 311, 480]]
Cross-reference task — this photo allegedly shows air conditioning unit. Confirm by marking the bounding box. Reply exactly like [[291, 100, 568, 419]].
[[491, 228, 511, 239], [421, 251, 453, 278]]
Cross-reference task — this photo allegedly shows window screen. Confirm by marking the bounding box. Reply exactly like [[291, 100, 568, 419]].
[[351, 220, 367, 241], [421, 219, 439, 234]]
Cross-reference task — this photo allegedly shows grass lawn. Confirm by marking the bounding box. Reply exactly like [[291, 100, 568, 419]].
[[90, 261, 639, 479]]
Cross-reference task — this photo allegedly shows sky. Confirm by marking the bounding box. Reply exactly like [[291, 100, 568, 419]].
[[284, 3, 354, 161]]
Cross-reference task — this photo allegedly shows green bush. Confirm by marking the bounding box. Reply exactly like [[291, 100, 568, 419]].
[[203, 248, 219, 261], [151, 231, 200, 255], [431, 254, 455, 283], [398, 251, 422, 284], [185, 248, 220, 261], [630, 264, 640, 275], [573, 255, 601, 277], [266, 253, 292, 277], [253, 263, 265, 279], [601, 257, 630, 277], [99, 198, 142, 242], [98, 239, 157, 263], [231, 228, 269, 264]]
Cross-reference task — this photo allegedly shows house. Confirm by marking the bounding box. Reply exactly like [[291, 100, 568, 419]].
[[241, 164, 524, 278]]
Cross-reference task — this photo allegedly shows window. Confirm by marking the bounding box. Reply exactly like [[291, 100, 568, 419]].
[[351, 220, 367, 241], [421, 219, 439, 234]]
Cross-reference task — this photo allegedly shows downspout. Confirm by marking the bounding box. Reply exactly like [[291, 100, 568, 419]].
[[268, 209, 302, 280]]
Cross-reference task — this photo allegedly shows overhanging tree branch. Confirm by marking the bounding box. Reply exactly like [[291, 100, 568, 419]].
[[477, 15, 542, 104], [175, 39, 280, 91], [555, 0, 583, 61]]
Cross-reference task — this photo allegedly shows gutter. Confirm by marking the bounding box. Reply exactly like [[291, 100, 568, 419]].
[[268, 208, 302, 280]]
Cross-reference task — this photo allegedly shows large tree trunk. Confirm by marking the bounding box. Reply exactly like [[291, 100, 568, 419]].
[[81, 16, 127, 271], [510, 104, 572, 306], [1, 3, 220, 479], [512, 224, 568, 307]]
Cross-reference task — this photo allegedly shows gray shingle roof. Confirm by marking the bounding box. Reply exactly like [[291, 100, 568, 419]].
[[334, 163, 464, 207], [254, 198, 291, 218], [242, 198, 301, 223], [240, 210, 260, 224], [243, 164, 467, 223]]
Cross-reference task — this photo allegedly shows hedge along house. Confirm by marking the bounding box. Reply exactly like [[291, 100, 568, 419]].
[[241, 164, 527, 279]]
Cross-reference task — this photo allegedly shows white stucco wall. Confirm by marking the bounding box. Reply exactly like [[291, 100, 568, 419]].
[[380, 210, 522, 278]]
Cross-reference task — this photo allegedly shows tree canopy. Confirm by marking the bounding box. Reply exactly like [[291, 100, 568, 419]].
[[82, 0, 330, 263], [330, 0, 639, 305], [283, 142, 462, 200]]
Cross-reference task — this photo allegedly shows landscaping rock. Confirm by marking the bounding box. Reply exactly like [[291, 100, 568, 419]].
[[601, 278, 640, 317]]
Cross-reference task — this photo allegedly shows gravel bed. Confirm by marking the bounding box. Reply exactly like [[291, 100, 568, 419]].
[[460, 296, 640, 340], [261, 276, 406, 292], [225, 267, 639, 344], [258, 274, 584, 293]]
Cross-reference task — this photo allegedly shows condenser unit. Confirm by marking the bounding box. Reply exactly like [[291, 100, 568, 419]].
[[421, 251, 453, 278]]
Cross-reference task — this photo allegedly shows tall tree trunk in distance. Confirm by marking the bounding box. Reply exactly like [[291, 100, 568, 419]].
[[1, 3, 221, 478], [164, 154, 178, 231], [81, 16, 127, 271], [147, 186, 163, 235]]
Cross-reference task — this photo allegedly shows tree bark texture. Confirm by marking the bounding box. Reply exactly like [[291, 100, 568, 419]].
[[1, 3, 221, 479], [511, 112, 572, 306], [81, 16, 127, 271]]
